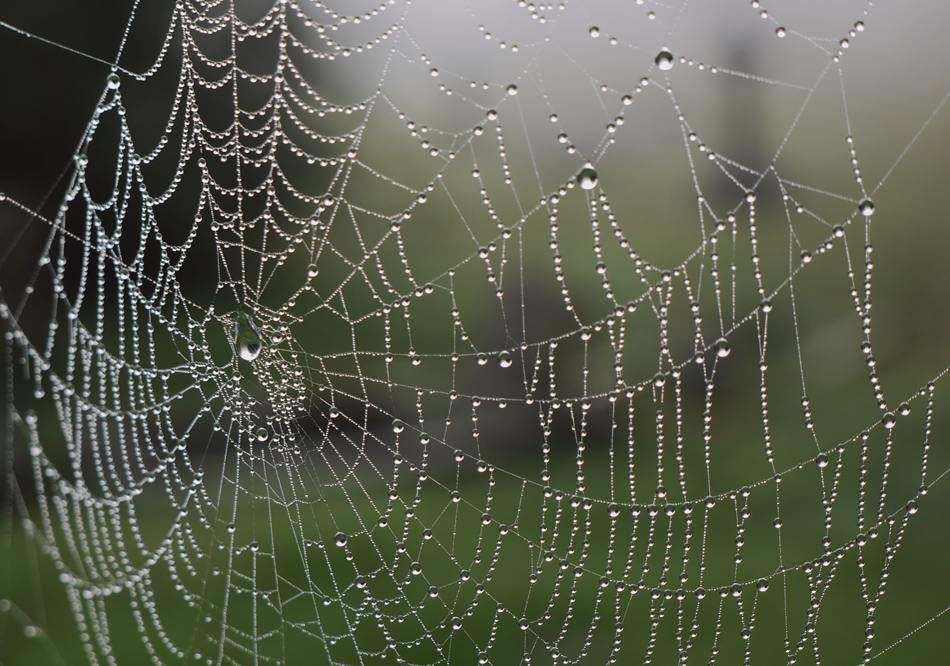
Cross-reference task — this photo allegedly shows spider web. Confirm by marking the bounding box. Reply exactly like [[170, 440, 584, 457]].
[[3, 1, 950, 664]]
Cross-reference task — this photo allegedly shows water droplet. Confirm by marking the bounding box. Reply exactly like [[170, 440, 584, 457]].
[[481, 513, 492, 525], [106, 73, 121, 89], [307, 263, 319, 278], [816, 452, 829, 468], [760, 299, 773, 313], [801, 250, 812, 263], [906, 500, 918, 514], [899, 402, 911, 416], [715, 337, 731, 358], [451, 616, 463, 630], [410, 561, 422, 575], [234, 312, 263, 361], [428, 586, 439, 598], [882, 412, 896, 428], [756, 578, 769, 592], [392, 419, 405, 433], [506, 84, 518, 96], [589, 26, 600, 38], [498, 351, 513, 368], [653, 373, 666, 387], [655, 49, 674, 71], [256, 428, 269, 442], [334, 532, 347, 547], [775, 26, 787, 38], [577, 163, 598, 190], [859, 199, 875, 216]]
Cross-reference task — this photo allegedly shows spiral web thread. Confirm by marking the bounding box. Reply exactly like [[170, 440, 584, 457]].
[[2, 1, 950, 664]]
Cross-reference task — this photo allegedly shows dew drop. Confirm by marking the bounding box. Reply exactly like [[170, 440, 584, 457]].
[[577, 163, 598, 190], [898, 401, 911, 416], [392, 420, 405, 433], [256, 428, 269, 442], [655, 49, 674, 71], [906, 500, 918, 514], [589, 26, 600, 38], [756, 578, 769, 592], [106, 73, 121, 89], [816, 452, 829, 468], [334, 532, 347, 547], [775, 26, 787, 38], [497, 351, 513, 368], [234, 312, 263, 362], [760, 299, 773, 313], [882, 412, 896, 428], [506, 84, 518, 96], [307, 263, 319, 278], [859, 199, 875, 216], [715, 337, 731, 358]]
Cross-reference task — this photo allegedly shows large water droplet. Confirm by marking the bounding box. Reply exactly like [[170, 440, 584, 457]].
[[307, 263, 319, 278], [655, 49, 674, 71], [333, 532, 347, 547], [577, 164, 598, 190], [497, 351, 513, 368], [234, 312, 263, 361], [589, 26, 600, 38], [715, 337, 731, 358], [106, 73, 121, 89], [506, 84, 518, 96], [859, 199, 875, 216]]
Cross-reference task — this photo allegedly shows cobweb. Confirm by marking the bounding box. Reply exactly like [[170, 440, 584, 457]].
[[3, 0, 950, 664]]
